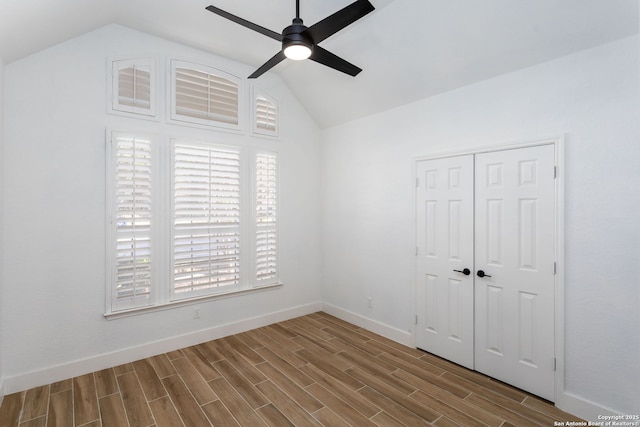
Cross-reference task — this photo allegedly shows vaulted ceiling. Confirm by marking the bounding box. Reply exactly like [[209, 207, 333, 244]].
[[1, 0, 638, 128]]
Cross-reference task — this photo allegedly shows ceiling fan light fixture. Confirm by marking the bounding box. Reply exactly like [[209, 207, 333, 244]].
[[284, 43, 312, 60]]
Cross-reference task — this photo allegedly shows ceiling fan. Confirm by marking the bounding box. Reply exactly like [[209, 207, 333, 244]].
[[205, 0, 375, 79]]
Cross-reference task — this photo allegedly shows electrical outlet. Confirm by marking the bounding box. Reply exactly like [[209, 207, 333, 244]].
[[367, 297, 373, 308], [193, 308, 201, 319]]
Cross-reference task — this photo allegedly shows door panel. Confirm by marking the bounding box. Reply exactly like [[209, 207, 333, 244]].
[[474, 144, 555, 401], [416, 155, 474, 369]]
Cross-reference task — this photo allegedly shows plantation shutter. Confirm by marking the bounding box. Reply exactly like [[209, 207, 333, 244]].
[[118, 66, 151, 108], [174, 65, 239, 125], [112, 134, 153, 310], [111, 59, 155, 116], [255, 153, 278, 282], [173, 142, 242, 298], [255, 95, 277, 135]]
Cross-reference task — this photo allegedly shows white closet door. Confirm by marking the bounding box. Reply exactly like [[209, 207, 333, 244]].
[[416, 155, 475, 369], [474, 144, 556, 401]]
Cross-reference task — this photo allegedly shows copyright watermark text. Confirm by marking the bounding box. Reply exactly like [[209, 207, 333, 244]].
[[554, 415, 640, 427]]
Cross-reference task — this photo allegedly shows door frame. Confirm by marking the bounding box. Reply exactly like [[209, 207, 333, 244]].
[[412, 136, 565, 403]]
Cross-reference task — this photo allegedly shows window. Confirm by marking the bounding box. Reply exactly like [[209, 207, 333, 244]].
[[106, 132, 280, 315], [107, 132, 156, 311], [255, 153, 279, 281], [109, 58, 156, 117], [171, 142, 242, 300], [253, 89, 279, 137], [171, 60, 241, 130]]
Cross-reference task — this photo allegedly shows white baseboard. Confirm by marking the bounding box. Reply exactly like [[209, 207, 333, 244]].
[[4, 302, 322, 394], [556, 391, 621, 422], [0, 379, 4, 407], [321, 303, 413, 347]]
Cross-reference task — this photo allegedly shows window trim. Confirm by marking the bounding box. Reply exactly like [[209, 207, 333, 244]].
[[169, 60, 243, 132], [104, 282, 283, 320]]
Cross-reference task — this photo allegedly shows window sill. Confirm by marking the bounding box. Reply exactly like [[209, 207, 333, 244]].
[[104, 282, 283, 320]]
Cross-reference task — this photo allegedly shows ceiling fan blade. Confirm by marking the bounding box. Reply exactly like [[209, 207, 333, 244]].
[[305, 0, 375, 44], [249, 51, 287, 79], [309, 46, 362, 76], [206, 5, 283, 41]]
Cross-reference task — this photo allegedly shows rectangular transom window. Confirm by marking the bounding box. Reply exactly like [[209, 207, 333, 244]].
[[107, 131, 280, 316], [171, 60, 241, 130], [253, 89, 279, 137], [110, 58, 156, 117]]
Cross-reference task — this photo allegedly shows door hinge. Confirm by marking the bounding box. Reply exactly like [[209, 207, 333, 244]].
[[554, 262, 557, 275], [554, 166, 557, 179], [553, 357, 557, 371], [416, 177, 420, 188], [415, 315, 418, 325]]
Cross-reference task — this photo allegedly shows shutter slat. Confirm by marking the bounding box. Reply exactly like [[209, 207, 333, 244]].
[[175, 82, 238, 103], [176, 68, 238, 90]]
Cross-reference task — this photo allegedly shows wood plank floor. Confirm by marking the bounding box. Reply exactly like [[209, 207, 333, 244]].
[[0, 312, 580, 426]]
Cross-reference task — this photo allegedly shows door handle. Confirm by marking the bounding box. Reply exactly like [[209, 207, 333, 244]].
[[477, 270, 492, 278], [453, 268, 471, 276]]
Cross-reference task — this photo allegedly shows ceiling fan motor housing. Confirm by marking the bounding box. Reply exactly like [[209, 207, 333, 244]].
[[282, 19, 314, 54]]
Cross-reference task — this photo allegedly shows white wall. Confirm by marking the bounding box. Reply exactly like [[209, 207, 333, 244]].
[[321, 35, 640, 417], [2, 24, 323, 391]]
